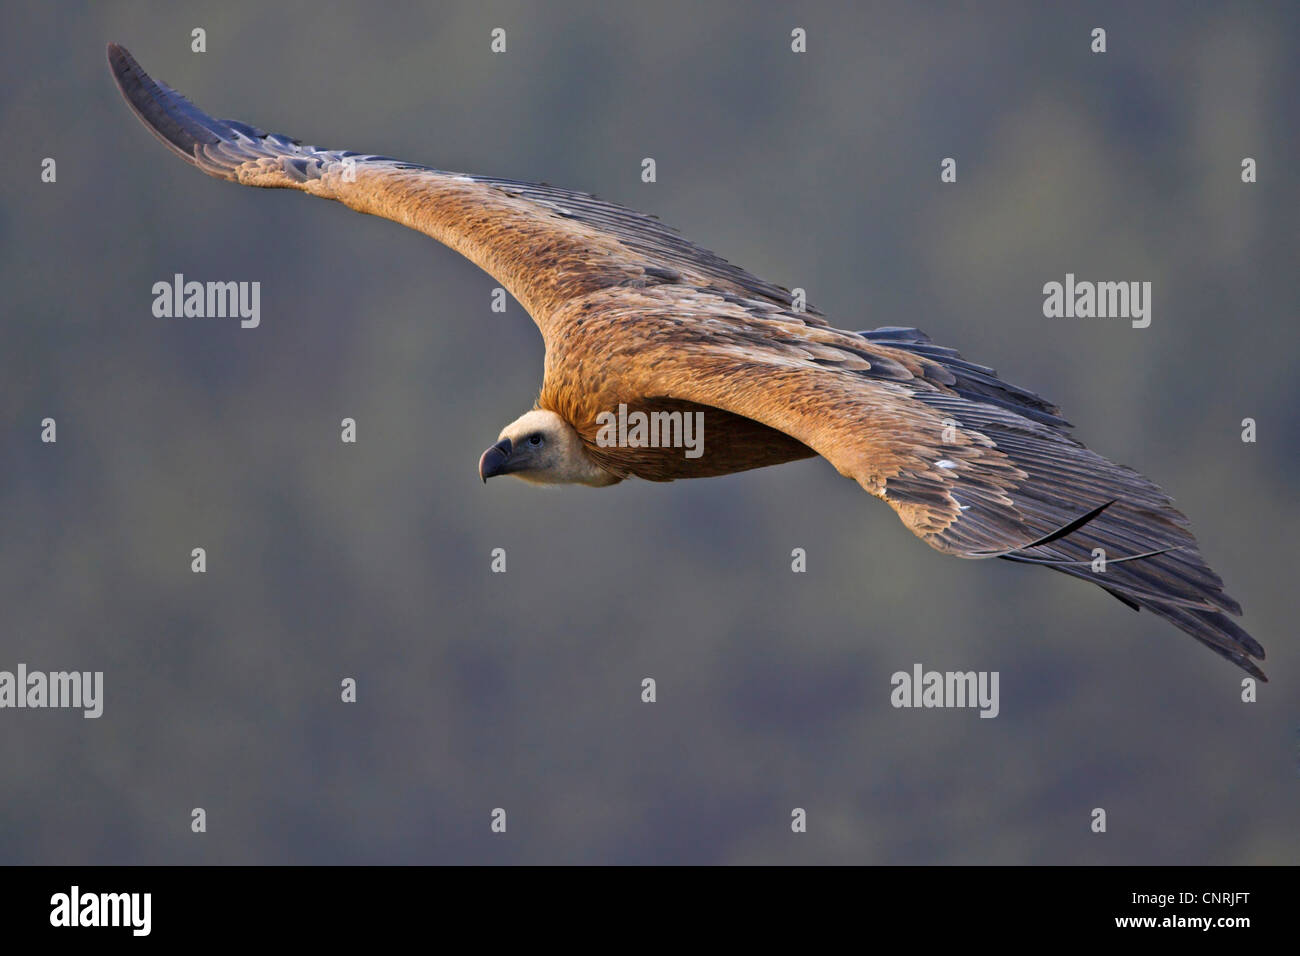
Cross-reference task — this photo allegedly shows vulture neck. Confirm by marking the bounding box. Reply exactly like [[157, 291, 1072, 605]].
[[562, 443, 624, 487], [545, 408, 625, 487]]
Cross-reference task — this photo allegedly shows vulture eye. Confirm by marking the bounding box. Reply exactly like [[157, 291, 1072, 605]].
[[528, 433, 544, 447]]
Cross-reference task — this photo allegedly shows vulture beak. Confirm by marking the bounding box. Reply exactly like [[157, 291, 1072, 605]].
[[478, 437, 513, 482]]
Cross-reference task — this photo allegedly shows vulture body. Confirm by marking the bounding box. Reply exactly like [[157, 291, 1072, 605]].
[[108, 44, 1265, 680]]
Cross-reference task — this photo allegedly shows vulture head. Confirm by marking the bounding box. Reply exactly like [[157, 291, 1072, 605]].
[[479, 409, 620, 487]]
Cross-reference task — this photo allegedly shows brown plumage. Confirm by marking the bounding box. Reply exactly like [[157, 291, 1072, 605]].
[[108, 43, 1265, 679]]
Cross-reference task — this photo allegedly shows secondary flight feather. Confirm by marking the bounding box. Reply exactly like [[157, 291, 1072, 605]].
[[107, 43, 1265, 680]]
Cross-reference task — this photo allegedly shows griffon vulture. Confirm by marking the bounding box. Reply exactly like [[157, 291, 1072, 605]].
[[108, 44, 1265, 680]]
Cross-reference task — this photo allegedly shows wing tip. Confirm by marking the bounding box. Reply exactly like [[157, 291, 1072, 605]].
[[106, 42, 226, 167]]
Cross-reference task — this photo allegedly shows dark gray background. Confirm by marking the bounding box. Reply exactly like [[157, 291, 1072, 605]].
[[2, 1, 1296, 863]]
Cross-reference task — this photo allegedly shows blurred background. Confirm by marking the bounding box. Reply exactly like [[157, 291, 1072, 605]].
[[1, 1, 1297, 864]]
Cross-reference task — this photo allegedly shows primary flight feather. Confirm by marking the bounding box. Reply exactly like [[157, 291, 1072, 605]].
[[107, 43, 1265, 680]]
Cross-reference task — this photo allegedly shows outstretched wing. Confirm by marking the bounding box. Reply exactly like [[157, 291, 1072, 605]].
[[107, 43, 812, 332], [611, 306, 1264, 679]]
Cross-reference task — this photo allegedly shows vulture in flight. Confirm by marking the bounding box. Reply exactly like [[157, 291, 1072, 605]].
[[108, 44, 1265, 680]]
